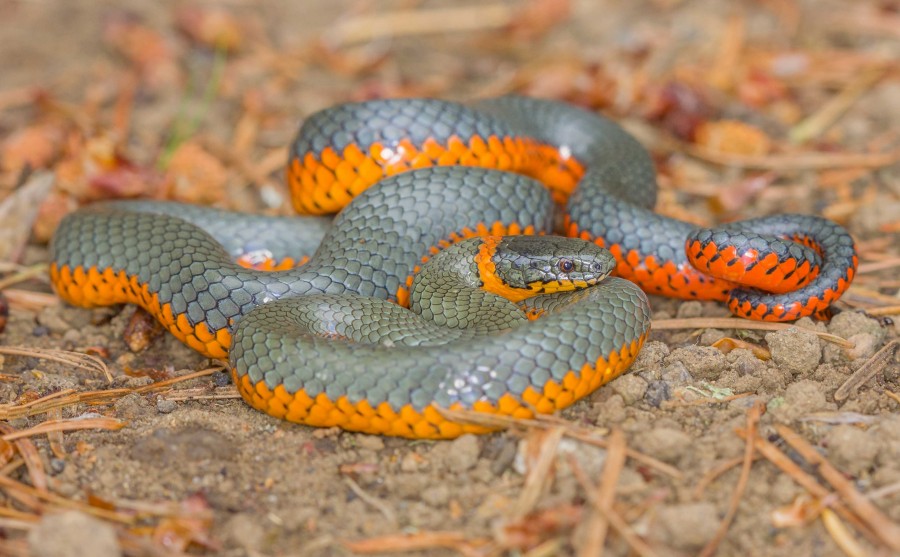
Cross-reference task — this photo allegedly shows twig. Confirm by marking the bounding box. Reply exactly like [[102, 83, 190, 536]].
[[341, 531, 488, 557], [834, 340, 899, 402], [0, 423, 47, 493], [789, 66, 887, 144], [0, 417, 125, 442], [514, 427, 565, 518], [775, 424, 900, 552], [0, 475, 135, 524], [435, 407, 682, 479], [857, 258, 900, 274], [567, 454, 658, 557], [651, 318, 853, 348], [821, 508, 870, 557], [862, 305, 900, 317], [0, 264, 49, 291], [0, 346, 111, 383], [578, 428, 626, 557], [735, 429, 881, 546], [327, 5, 514, 47], [684, 145, 900, 171], [0, 366, 223, 420], [698, 402, 764, 557], [693, 454, 762, 498], [343, 476, 397, 529]]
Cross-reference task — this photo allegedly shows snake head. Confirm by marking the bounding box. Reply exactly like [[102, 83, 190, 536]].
[[491, 236, 615, 295]]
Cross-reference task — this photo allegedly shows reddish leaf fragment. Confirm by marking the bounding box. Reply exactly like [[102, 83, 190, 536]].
[[56, 134, 163, 202], [712, 337, 771, 360], [103, 12, 179, 88], [0, 292, 8, 335], [163, 141, 228, 205], [32, 191, 79, 244], [123, 307, 165, 353], [152, 493, 219, 552], [644, 81, 713, 141], [1, 124, 64, 173], [694, 119, 773, 156], [175, 7, 244, 52], [507, 0, 572, 40]]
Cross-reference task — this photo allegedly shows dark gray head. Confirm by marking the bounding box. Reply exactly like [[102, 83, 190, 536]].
[[486, 235, 615, 299]]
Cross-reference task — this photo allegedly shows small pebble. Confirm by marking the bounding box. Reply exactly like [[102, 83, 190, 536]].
[[847, 333, 877, 361], [765, 327, 821, 375], [676, 300, 703, 318], [644, 380, 672, 407], [827, 311, 886, 345], [665, 346, 727, 381], [770, 379, 830, 420], [355, 435, 385, 452], [633, 427, 692, 463], [609, 373, 648, 405], [156, 397, 177, 414], [631, 341, 669, 371], [660, 360, 693, 386], [49, 458, 66, 475], [652, 502, 719, 549], [421, 484, 451, 507], [36, 308, 72, 335], [28, 511, 121, 557], [438, 434, 480, 472], [826, 425, 878, 476]]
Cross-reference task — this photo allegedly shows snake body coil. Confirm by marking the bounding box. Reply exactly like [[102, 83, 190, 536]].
[[50, 96, 857, 438]]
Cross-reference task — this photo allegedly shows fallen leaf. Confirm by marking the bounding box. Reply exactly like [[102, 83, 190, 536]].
[[175, 6, 244, 52], [163, 141, 227, 205], [1, 123, 64, 173], [103, 12, 180, 88], [695, 119, 773, 156]]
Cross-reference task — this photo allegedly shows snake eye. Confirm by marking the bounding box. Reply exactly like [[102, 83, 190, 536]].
[[558, 259, 575, 273]]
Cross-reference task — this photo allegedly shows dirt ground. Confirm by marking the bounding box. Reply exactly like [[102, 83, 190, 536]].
[[1, 1, 899, 556]]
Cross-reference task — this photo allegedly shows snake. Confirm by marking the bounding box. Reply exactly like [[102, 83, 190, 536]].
[[48, 96, 857, 439]]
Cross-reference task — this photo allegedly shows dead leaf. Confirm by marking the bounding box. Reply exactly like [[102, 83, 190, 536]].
[[175, 7, 244, 52], [694, 119, 773, 156], [163, 141, 227, 205], [1, 123, 64, 173]]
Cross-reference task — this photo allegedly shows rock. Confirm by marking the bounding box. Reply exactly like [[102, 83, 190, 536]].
[[421, 484, 451, 507], [113, 392, 155, 420], [220, 512, 267, 551], [676, 300, 704, 318], [609, 373, 648, 405], [644, 380, 672, 407], [875, 415, 900, 466], [765, 327, 821, 375], [155, 396, 177, 414], [660, 361, 693, 386], [28, 511, 121, 557], [652, 502, 719, 550], [664, 346, 727, 381], [826, 425, 878, 476], [631, 340, 670, 378], [633, 427, 692, 463], [847, 333, 878, 361], [827, 311, 887, 345], [432, 434, 480, 473], [770, 379, 830, 420], [36, 307, 72, 335], [355, 435, 385, 452], [727, 349, 767, 376]]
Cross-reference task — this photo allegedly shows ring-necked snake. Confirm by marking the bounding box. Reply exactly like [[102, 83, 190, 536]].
[[49, 96, 857, 439]]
